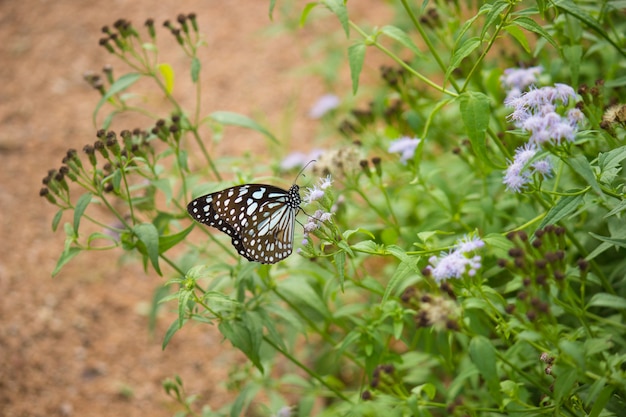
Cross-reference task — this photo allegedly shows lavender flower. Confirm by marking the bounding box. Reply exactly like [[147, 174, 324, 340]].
[[503, 143, 553, 193], [309, 94, 340, 119], [388, 136, 421, 164], [304, 175, 333, 204], [501, 66, 542, 100], [424, 235, 485, 283], [280, 149, 325, 170]]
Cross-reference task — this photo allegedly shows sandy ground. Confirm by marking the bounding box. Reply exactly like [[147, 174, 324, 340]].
[[0, 1, 390, 416]]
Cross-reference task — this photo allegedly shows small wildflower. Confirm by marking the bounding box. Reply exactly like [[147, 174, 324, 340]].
[[424, 235, 485, 283], [503, 144, 552, 193], [272, 406, 293, 417], [388, 136, 420, 164], [280, 149, 324, 171], [305, 187, 325, 204], [500, 66, 542, 100], [308, 94, 340, 119], [319, 175, 332, 190]]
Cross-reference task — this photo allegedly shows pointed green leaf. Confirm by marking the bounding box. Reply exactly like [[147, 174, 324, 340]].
[[588, 293, 626, 310], [162, 317, 185, 350], [446, 37, 481, 81], [157, 63, 174, 94], [567, 155, 600, 194], [323, 0, 349, 37], [380, 25, 424, 57], [512, 16, 559, 50], [52, 209, 64, 232], [504, 24, 531, 53], [73, 192, 92, 235], [458, 92, 495, 167], [538, 194, 583, 230], [93, 73, 141, 126], [481, 1, 509, 39], [219, 315, 264, 372], [300, 2, 319, 27], [334, 250, 345, 289], [52, 246, 82, 277], [348, 43, 366, 94], [158, 225, 194, 254], [133, 223, 161, 275], [207, 111, 278, 144]]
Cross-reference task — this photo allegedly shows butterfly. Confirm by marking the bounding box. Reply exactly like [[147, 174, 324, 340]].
[[187, 183, 301, 264]]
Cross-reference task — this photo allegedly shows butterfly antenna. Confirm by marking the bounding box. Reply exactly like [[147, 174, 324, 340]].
[[294, 160, 316, 184]]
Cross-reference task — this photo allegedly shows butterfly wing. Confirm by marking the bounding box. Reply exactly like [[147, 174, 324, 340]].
[[187, 184, 301, 264]]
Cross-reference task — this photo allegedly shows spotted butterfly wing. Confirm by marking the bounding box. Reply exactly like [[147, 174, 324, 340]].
[[187, 184, 301, 264]]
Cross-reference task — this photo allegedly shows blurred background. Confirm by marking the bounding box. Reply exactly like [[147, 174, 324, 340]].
[[0, 1, 388, 415]]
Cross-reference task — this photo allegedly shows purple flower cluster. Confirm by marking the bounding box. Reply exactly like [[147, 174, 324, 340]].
[[503, 143, 553, 192], [505, 83, 580, 147], [500, 66, 542, 101], [301, 176, 333, 245], [424, 236, 485, 283], [388, 136, 421, 164], [502, 79, 584, 193]]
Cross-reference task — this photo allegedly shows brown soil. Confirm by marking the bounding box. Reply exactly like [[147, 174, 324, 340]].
[[0, 2, 390, 416]]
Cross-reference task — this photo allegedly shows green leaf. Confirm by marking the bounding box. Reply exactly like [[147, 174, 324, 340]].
[[73, 192, 92, 236], [481, 1, 509, 39], [157, 63, 174, 94], [348, 43, 366, 95], [446, 37, 481, 81], [380, 25, 423, 57], [158, 225, 194, 254], [469, 336, 502, 403], [133, 223, 161, 275], [537, 194, 583, 230], [268, 0, 276, 20], [52, 209, 64, 232], [553, 365, 577, 403], [511, 16, 559, 50], [458, 92, 495, 167], [382, 260, 417, 304], [323, 0, 349, 37], [504, 24, 531, 53], [567, 155, 600, 194], [191, 57, 201, 83], [162, 318, 185, 350], [207, 111, 278, 144], [588, 384, 614, 417], [588, 293, 626, 310], [552, 0, 626, 58], [598, 145, 626, 172], [563, 45, 582, 86], [52, 246, 82, 277], [219, 314, 264, 372], [589, 232, 626, 250], [334, 251, 345, 289], [300, 2, 318, 27], [93, 73, 141, 127]]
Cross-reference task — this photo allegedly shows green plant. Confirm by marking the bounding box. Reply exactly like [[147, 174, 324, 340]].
[[42, 2, 626, 416]]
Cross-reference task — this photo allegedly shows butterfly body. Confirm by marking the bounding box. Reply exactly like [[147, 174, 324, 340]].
[[187, 184, 301, 264]]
